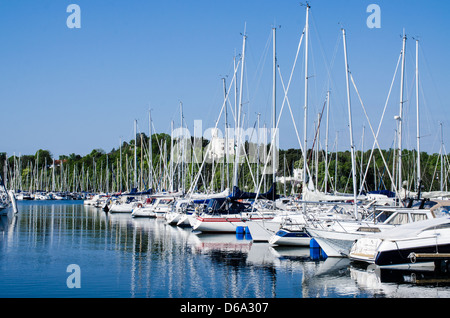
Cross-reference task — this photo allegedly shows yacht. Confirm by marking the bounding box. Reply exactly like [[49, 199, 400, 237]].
[[304, 203, 441, 257], [192, 197, 276, 233], [349, 216, 450, 269]]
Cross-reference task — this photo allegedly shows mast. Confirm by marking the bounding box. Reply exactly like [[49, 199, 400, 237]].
[[360, 125, 365, 193], [256, 112, 261, 191], [134, 119, 137, 189], [119, 138, 122, 191], [302, 3, 310, 210], [397, 32, 406, 201], [232, 30, 247, 193], [325, 91, 330, 193], [149, 109, 153, 192], [441, 122, 444, 191], [180, 101, 185, 193], [342, 28, 358, 219], [415, 39, 421, 194], [272, 26, 277, 201], [234, 54, 238, 132], [222, 77, 230, 190], [170, 120, 174, 192], [316, 113, 319, 189]]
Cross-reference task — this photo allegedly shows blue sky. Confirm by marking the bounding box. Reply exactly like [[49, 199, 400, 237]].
[[1, 0, 449, 158]]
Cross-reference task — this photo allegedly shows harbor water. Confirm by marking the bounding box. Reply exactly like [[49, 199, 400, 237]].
[[2, 201, 450, 299]]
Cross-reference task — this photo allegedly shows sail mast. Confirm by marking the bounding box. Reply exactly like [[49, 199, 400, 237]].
[[441, 122, 444, 191], [342, 28, 358, 219], [325, 91, 330, 192], [415, 39, 421, 194], [232, 30, 247, 193], [134, 119, 137, 189], [180, 101, 185, 193], [272, 26, 277, 201], [398, 32, 407, 201], [149, 109, 153, 192], [302, 3, 310, 210], [222, 77, 229, 190]]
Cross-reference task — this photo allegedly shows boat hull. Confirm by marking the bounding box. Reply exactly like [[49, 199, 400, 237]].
[[192, 216, 246, 233], [350, 235, 450, 267], [245, 219, 282, 242], [268, 229, 311, 246], [305, 227, 363, 257], [131, 207, 156, 218], [165, 211, 181, 225], [192, 214, 275, 233], [176, 213, 195, 227]]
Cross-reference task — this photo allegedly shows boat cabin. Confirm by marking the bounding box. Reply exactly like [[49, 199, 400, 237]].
[[204, 198, 253, 215]]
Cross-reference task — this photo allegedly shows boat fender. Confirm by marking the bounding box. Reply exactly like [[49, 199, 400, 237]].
[[408, 253, 417, 263]]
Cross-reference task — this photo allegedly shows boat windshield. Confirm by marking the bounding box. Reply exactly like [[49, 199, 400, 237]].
[[385, 212, 428, 225], [365, 210, 394, 223], [204, 198, 252, 215]]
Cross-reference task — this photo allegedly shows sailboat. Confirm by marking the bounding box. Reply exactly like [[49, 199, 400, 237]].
[[192, 29, 279, 234], [192, 186, 279, 233], [304, 31, 449, 258], [165, 188, 230, 226], [0, 174, 18, 215]]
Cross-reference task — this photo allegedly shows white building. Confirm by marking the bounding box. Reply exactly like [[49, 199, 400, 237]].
[[277, 168, 303, 184]]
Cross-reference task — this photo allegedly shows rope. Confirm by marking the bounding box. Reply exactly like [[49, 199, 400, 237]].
[[348, 63, 404, 205]]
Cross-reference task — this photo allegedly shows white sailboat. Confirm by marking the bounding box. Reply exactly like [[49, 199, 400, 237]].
[[0, 175, 18, 215], [303, 29, 433, 258], [190, 28, 278, 233]]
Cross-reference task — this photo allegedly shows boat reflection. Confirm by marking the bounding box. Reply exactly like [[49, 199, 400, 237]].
[[350, 262, 450, 297]]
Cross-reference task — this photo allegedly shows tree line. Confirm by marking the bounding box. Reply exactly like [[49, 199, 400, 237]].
[[1, 134, 448, 195]]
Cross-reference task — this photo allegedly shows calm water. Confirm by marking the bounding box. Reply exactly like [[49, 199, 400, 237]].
[[1, 201, 450, 299]]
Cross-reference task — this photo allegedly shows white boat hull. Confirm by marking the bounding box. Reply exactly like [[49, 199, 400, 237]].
[[165, 211, 181, 225], [350, 217, 450, 267], [192, 215, 246, 233], [131, 207, 156, 218], [109, 203, 134, 213], [176, 213, 193, 227], [245, 219, 282, 242], [245, 213, 306, 242], [305, 227, 363, 257], [268, 230, 311, 246], [192, 212, 276, 233]]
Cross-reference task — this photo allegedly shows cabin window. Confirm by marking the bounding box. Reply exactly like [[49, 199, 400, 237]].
[[410, 213, 428, 223], [373, 211, 393, 223], [386, 213, 409, 225]]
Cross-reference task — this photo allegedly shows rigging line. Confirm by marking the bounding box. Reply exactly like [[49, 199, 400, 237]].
[[247, 29, 272, 109], [419, 44, 444, 115], [248, 65, 303, 215], [428, 127, 445, 192], [270, 28, 305, 152], [277, 65, 311, 178], [349, 71, 403, 204], [185, 58, 241, 198], [238, 118, 260, 190], [357, 51, 402, 194], [306, 98, 327, 169], [310, 11, 334, 94], [377, 141, 394, 191]]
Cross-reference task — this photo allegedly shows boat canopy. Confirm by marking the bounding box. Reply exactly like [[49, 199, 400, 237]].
[[229, 185, 279, 201]]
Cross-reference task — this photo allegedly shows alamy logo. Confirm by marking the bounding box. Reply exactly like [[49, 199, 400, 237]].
[[172, 120, 279, 174], [366, 4, 381, 29], [66, 264, 81, 288], [66, 4, 81, 29]]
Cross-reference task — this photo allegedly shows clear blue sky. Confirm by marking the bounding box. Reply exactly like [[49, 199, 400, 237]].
[[1, 0, 449, 159]]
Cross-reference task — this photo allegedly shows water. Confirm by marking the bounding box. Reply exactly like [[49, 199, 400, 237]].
[[1, 201, 450, 299]]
